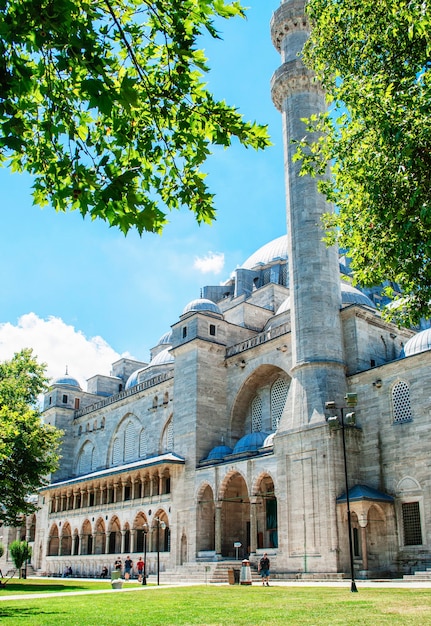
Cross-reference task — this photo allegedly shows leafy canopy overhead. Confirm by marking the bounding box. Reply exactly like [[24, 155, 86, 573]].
[[0, 349, 61, 525], [0, 0, 270, 235], [297, 0, 431, 325]]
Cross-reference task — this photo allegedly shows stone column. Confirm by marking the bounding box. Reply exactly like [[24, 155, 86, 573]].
[[249, 498, 258, 556], [130, 529, 136, 554], [121, 530, 126, 554], [215, 502, 222, 557]]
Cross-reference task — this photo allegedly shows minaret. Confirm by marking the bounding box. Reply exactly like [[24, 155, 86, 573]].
[[271, 0, 346, 427]]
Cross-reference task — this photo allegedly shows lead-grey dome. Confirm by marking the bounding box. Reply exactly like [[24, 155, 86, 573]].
[[157, 330, 173, 346], [125, 347, 174, 389], [182, 298, 222, 316], [241, 235, 288, 270], [341, 282, 376, 308], [52, 374, 81, 389], [401, 328, 431, 358]]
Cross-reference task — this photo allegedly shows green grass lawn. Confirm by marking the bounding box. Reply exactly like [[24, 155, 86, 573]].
[[1, 583, 431, 625]]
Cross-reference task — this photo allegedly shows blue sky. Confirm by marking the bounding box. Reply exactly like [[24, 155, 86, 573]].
[[0, 1, 286, 387]]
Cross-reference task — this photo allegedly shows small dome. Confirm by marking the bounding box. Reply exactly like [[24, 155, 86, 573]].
[[149, 347, 174, 367], [401, 328, 431, 358], [341, 282, 376, 308], [206, 445, 233, 461], [52, 374, 81, 389], [157, 330, 172, 346], [125, 348, 174, 389], [263, 433, 275, 448], [241, 235, 288, 270], [182, 298, 222, 316], [233, 431, 272, 454]]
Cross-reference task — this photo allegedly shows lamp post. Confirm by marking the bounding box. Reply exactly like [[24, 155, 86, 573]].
[[325, 393, 358, 593], [142, 523, 148, 585], [155, 518, 166, 586]]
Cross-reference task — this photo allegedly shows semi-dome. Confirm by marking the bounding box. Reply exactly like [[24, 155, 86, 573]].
[[206, 445, 233, 461], [182, 298, 222, 316], [52, 374, 81, 389], [341, 282, 376, 308], [149, 347, 174, 367], [157, 330, 172, 346], [125, 348, 174, 389], [241, 235, 288, 270], [401, 328, 431, 358], [233, 431, 272, 454]]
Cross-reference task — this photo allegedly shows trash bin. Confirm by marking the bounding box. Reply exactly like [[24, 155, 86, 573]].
[[228, 569, 235, 585], [234, 569, 240, 584], [20, 568, 27, 580], [240, 559, 252, 585], [111, 570, 123, 589]]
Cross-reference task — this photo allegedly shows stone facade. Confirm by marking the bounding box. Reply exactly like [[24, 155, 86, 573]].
[[2, 0, 431, 581]]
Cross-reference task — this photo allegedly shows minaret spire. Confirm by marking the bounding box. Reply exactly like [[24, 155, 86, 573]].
[[271, 0, 346, 427]]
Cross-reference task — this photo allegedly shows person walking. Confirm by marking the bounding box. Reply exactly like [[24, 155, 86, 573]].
[[258, 552, 270, 586], [124, 555, 133, 580], [136, 556, 145, 583]]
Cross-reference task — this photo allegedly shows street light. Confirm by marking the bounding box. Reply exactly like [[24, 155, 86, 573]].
[[154, 517, 166, 586], [142, 522, 148, 585], [325, 393, 358, 593]]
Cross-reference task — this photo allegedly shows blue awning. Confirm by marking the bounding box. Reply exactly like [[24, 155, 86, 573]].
[[337, 484, 394, 503]]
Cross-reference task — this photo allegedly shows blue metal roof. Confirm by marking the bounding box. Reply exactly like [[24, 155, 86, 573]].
[[337, 484, 394, 503]]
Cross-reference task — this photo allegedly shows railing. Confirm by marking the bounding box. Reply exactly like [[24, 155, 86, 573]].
[[226, 323, 291, 357], [75, 371, 174, 418]]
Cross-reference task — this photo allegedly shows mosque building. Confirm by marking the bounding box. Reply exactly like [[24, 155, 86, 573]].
[[3, 0, 431, 580]]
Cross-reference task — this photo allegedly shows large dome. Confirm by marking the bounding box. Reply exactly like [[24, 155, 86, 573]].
[[241, 235, 288, 270], [182, 298, 222, 316], [401, 328, 431, 358]]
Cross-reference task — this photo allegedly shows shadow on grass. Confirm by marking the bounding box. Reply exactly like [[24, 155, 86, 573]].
[[0, 582, 93, 594], [0, 606, 64, 619]]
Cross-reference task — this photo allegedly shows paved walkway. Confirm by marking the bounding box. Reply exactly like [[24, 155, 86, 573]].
[[1, 577, 431, 601]]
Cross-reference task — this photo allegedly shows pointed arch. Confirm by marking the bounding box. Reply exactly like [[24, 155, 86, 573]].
[[161, 415, 174, 452], [48, 523, 59, 556], [218, 471, 250, 558], [60, 522, 72, 556], [196, 483, 215, 553], [77, 440, 95, 475], [94, 517, 106, 555], [230, 365, 290, 442]]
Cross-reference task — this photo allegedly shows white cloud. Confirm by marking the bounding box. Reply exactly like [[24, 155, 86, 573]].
[[193, 252, 225, 274], [0, 313, 126, 390]]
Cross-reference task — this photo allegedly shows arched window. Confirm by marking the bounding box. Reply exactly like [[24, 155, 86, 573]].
[[392, 381, 413, 423], [78, 442, 95, 475], [251, 396, 263, 432], [124, 421, 135, 461], [112, 437, 122, 465], [270, 378, 289, 430]]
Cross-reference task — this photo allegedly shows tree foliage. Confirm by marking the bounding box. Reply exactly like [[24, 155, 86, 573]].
[[9, 540, 32, 575], [0, 349, 61, 525], [297, 0, 431, 325], [0, 0, 269, 235]]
